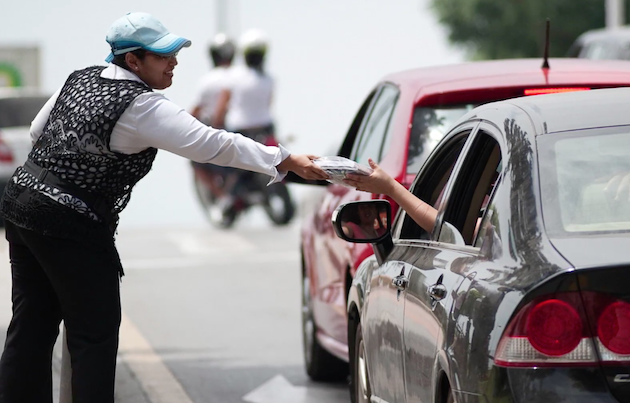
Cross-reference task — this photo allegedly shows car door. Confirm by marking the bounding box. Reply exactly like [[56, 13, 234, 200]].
[[400, 127, 505, 403], [310, 84, 401, 344], [364, 123, 478, 403]]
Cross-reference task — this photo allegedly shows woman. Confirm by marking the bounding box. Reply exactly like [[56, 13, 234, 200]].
[[344, 159, 438, 233], [341, 203, 387, 239], [0, 12, 327, 403]]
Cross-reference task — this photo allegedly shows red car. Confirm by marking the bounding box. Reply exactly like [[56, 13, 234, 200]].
[[298, 58, 630, 381]]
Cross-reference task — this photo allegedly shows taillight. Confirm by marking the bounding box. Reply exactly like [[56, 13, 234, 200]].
[[0, 134, 13, 163], [495, 292, 598, 367], [598, 301, 630, 355], [526, 299, 583, 356], [582, 293, 630, 363], [495, 291, 630, 367], [524, 87, 590, 96]]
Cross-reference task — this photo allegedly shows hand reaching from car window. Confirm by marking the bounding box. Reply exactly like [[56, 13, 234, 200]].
[[277, 154, 330, 181], [345, 159, 438, 233]]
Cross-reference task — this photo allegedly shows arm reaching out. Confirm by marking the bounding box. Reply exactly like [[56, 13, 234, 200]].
[[277, 154, 330, 181], [344, 159, 437, 233]]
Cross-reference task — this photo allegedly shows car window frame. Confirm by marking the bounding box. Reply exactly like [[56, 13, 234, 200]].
[[349, 82, 400, 164], [391, 121, 480, 242], [436, 123, 506, 249]]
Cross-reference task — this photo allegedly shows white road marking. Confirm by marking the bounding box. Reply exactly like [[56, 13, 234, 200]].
[[119, 312, 195, 403], [242, 375, 347, 403], [166, 231, 256, 255], [243, 375, 307, 403]]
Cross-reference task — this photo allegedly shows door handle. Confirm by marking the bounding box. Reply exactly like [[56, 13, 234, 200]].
[[391, 275, 409, 291], [428, 284, 447, 301]]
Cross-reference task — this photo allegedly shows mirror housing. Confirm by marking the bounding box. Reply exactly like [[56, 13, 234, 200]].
[[332, 200, 394, 263]]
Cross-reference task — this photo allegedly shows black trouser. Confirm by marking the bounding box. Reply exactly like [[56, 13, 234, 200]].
[[0, 221, 122, 403]]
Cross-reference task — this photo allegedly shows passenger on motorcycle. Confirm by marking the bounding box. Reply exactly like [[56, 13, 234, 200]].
[[190, 33, 236, 216]]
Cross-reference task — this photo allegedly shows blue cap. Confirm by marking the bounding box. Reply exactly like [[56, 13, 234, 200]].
[[105, 12, 192, 63]]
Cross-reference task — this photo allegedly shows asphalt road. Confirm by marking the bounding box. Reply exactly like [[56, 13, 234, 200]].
[[114, 214, 349, 403]]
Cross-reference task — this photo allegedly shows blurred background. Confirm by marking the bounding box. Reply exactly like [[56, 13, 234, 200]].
[[0, 0, 626, 229]]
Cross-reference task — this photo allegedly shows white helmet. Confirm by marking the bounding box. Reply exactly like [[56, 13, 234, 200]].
[[209, 32, 235, 64], [239, 29, 269, 54]]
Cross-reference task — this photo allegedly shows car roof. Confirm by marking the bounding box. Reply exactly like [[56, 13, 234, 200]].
[[0, 87, 49, 99], [478, 86, 630, 135], [380, 58, 630, 103]]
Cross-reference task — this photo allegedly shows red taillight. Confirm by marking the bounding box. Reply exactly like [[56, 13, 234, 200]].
[[495, 292, 597, 367], [524, 87, 590, 96], [598, 301, 630, 355], [0, 134, 13, 163], [495, 291, 630, 367], [526, 299, 583, 356]]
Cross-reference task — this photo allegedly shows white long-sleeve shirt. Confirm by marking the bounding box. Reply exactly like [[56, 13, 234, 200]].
[[30, 64, 290, 182]]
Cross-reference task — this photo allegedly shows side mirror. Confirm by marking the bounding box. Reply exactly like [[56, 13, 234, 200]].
[[332, 200, 392, 243]]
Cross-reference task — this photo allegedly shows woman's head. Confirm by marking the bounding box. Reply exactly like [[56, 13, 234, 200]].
[[105, 12, 191, 89], [343, 203, 382, 227]]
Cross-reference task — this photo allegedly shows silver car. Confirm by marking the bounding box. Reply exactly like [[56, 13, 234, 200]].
[[0, 88, 50, 222]]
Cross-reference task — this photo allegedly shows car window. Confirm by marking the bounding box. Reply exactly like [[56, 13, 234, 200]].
[[407, 105, 474, 174], [398, 130, 472, 241], [0, 97, 48, 128], [473, 165, 503, 248], [538, 127, 630, 236], [352, 84, 399, 165], [578, 38, 630, 61], [439, 131, 502, 246], [337, 90, 377, 158]]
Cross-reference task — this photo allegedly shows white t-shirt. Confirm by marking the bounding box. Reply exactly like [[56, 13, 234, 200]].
[[30, 65, 290, 183], [224, 65, 274, 131], [192, 66, 230, 125]]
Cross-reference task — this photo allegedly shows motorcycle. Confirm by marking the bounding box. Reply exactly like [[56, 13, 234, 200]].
[[192, 128, 296, 228]]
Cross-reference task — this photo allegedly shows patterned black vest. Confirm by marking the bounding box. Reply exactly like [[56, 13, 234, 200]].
[[0, 66, 158, 243]]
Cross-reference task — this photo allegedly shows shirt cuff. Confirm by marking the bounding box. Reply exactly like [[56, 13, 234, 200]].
[[268, 143, 291, 185]]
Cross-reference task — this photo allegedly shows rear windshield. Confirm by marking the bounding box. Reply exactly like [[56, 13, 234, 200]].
[[406, 105, 474, 174], [0, 97, 48, 129], [538, 127, 630, 236]]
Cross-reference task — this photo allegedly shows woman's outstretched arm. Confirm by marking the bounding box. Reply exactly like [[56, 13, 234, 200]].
[[344, 159, 437, 233]]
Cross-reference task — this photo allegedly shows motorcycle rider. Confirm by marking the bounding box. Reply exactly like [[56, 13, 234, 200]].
[[191, 32, 235, 126], [212, 29, 278, 218], [190, 33, 236, 220]]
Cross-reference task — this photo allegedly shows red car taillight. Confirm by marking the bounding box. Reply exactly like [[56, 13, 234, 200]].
[[495, 291, 630, 367], [598, 301, 630, 355], [526, 299, 583, 356], [582, 293, 630, 363], [0, 133, 13, 163], [523, 87, 590, 96], [495, 292, 597, 367]]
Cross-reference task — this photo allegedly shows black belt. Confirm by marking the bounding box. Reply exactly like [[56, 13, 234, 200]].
[[23, 160, 113, 223]]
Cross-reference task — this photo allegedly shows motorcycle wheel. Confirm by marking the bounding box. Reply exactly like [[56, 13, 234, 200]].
[[263, 182, 295, 225]]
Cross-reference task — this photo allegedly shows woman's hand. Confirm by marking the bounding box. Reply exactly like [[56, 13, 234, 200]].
[[344, 159, 396, 195], [277, 154, 330, 181]]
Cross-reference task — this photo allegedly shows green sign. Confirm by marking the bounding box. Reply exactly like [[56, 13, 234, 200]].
[[0, 63, 23, 87]]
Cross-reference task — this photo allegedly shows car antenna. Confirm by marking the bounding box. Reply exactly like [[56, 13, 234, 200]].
[[542, 18, 550, 69]]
